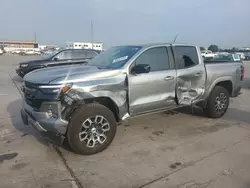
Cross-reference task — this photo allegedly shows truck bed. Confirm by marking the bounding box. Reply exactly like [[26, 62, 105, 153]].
[[204, 61, 243, 98], [204, 60, 242, 64]]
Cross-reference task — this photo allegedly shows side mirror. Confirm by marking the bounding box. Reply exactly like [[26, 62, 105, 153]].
[[131, 64, 151, 74], [53, 57, 59, 61]]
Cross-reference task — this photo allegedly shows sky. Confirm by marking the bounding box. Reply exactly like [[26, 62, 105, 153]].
[[0, 0, 249, 48]]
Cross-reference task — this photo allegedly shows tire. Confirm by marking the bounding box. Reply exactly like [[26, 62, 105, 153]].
[[205, 86, 229, 118], [67, 103, 117, 155]]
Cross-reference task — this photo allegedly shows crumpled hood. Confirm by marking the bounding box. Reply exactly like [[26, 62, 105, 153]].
[[23, 64, 123, 84]]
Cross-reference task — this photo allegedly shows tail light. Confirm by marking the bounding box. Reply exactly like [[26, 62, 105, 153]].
[[241, 65, 244, 81]]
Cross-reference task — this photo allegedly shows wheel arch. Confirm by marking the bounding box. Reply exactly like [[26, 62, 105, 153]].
[[208, 77, 233, 97], [215, 80, 233, 96], [83, 97, 120, 122], [201, 78, 233, 108]]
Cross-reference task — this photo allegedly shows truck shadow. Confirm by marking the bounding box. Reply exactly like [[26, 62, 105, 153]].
[[177, 106, 250, 125], [223, 108, 250, 124], [7, 99, 49, 147], [7, 98, 73, 152], [176, 106, 205, 117]]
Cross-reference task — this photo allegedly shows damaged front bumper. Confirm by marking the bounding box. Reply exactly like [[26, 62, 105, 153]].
[[21, 100, 69, 135]]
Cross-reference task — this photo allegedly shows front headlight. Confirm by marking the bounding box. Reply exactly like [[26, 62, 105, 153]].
[[20, 64, 28, 68], [38, 83, 73, 94]]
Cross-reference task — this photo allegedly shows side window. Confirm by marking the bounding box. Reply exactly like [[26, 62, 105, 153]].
[[134, 47, 169, 72], [71, 51, 98, 59], [71, 51, 86, 59], [174, 46, 199, 69], [57, 51, 73, 60], [86, 51, 98, 59]]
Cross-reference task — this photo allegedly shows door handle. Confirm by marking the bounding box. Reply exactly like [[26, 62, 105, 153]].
[[164, 76, 174, 81], [194, 72, 202, 76]]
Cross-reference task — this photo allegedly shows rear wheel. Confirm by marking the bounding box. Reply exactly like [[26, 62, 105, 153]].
[[67, 103, 117, 155], [205, 86, 229, 118]]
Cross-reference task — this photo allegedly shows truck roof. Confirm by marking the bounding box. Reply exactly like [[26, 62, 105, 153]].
[[115, 43, 196, 48]]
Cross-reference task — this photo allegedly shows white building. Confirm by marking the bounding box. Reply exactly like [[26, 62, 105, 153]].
[[65, 42, 103, 51], [38, 45, 47, 50]]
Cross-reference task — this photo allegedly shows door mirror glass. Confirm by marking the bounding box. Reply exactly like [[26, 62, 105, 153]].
[[131, 64, 151, 74], [53, 56, 59, 61]]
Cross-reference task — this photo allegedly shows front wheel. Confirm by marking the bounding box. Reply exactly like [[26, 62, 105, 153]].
[[205, 86, 230, 118], [67, 103, 117, 155]]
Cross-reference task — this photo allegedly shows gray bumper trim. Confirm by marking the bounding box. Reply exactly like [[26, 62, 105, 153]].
[[21, 100, 69, 135]]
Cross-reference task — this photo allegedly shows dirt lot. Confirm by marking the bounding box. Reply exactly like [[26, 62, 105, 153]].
[[0, 55, 250, 188]]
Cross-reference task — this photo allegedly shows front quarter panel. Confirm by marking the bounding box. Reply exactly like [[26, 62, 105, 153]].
[[65, 73, 128, 119]]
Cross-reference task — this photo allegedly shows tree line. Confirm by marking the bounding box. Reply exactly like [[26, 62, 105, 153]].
[[200, 45, 250, 53]]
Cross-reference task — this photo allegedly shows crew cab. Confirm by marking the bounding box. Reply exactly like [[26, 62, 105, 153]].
[[20, 44, 244, 155], [16, 48, 100, 78]]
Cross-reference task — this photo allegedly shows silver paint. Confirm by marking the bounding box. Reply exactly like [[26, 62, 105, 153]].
[[22, 43, 243, 135]]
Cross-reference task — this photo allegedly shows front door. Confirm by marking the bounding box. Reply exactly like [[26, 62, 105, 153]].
[[173, 46, 206, 105], [128, 46, 177, 116]]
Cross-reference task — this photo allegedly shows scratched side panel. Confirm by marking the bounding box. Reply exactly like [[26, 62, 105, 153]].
[[176, 64, 206, 105], [66, 74, 128, 119]]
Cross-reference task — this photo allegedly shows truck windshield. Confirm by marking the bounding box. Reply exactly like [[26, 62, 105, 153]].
[[87, 46, 142, 69]]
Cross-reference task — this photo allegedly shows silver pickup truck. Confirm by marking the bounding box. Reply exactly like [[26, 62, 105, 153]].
[[20, 44, 244, 155]]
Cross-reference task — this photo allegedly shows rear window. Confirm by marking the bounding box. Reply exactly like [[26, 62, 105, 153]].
[[174, 46, 199, 69]]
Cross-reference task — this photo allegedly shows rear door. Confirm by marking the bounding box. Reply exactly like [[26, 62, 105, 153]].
[[56, 50, 73, 61], [71, 50, 98, 62], [173, 45, 206, 105], [85, 51, 98, 59], [128, 46, 177, 115], [47, 50, 77, 67]]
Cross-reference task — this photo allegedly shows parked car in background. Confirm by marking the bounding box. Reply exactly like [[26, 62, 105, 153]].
[[0, 46, 4, 55], [16, 49, 101, 78], [244, 52, 250, 60], [201, 50, 216, 59], [12, 49, 23, 55], [210, 53, 241, 61], [236, 52, 245, 60], [41, 50, 56, 56], [20, 43, 244, 155], [23, 50, 38, 55]]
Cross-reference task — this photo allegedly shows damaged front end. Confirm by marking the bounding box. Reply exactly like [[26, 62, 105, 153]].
[[21, 68, 129, 143], [21, 82, 73, 137], [59, 73, 129, 122]]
